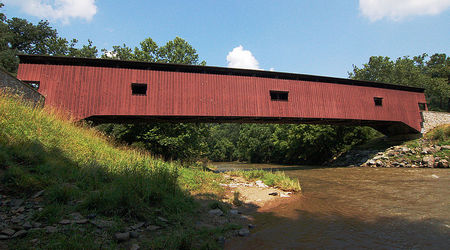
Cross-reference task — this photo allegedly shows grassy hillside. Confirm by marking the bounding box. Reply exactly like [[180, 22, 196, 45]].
[[0, 93, 226, 248], [0, 92, 300, 249]]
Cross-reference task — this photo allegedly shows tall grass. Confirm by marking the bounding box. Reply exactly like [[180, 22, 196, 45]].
[[0, 93, 302, 248], [229, 169, 301, 191], [425, 124, 450, 145], [0, 92, 192, 220]]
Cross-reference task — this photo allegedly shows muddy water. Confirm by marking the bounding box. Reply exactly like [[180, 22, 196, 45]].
[[213, 163, 450, 249]]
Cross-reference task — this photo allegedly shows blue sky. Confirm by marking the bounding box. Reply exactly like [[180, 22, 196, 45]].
[[2, 0, 450, 78]]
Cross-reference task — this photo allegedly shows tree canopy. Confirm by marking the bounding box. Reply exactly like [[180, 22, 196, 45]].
[[100, 36, 205, 65], [0, 3, 97, 73], [350, 54, 450, 111]]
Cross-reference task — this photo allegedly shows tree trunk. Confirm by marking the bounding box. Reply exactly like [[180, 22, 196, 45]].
[[447, 97, 450, 112]]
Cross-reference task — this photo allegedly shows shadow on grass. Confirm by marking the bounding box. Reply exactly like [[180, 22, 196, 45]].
[[0, 139, 261, 249], [0, 138, 194, 222]]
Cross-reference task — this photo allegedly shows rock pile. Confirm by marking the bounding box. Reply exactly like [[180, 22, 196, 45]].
[[0, 191, 163, 247], [0, 192, 45, 241], [333, 141, 449, 168]]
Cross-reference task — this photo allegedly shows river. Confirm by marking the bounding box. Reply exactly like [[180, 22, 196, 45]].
[[212, 163, 450, 249]]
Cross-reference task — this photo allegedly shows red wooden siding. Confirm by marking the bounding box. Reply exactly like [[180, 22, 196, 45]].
[[17, 59, 427, 134]]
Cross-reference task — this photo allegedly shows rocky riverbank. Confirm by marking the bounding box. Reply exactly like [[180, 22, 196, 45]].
[[333, 125, 449, 168]]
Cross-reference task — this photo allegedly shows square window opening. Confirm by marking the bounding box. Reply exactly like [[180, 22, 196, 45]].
[[418, 103, 427, 111], [23, 81, 40, 90], [131, 83, 147, 95], [270, 90, 289, 101], [374, 97, 383, 106]]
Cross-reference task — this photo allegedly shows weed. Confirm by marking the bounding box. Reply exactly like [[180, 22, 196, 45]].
[[230, 169, 301, 191], [425, 124, 450, 145]]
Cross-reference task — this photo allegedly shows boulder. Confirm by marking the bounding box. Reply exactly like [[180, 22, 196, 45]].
[[45, 226, 58, 233], [437, 159, 449, 168], [367, 160, 376, 165], [114, 232, 130, 242], [157, 217, 168, 223], [32, 190, 45, 199], [75, 219, 88, 224], [59, 219, 72, 225], [90, 220, 114, 229], [12, 230, 27, 238], [255, 180, 268, 188], [375, 160, 384, 167], [208, 209, 223, 216], [22, 222, 32, 230], [238, 228, 250, 237], [129, 231, 139, 238], [69, 212, 84, 220], [131, 222, 145, 230], [421, 147, 433, 154], [146, 225, 161, 231], [229, 209, 239, 215], [1, 228, 15, 236], [10, 199, 24, 208], [422, 156, 435, 168]]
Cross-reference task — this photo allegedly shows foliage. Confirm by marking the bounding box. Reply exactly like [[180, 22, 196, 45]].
[[206, 123, 379, 164], [425, 124, 450, 145], [0, 4, 97, 73], [0, 92, 186, 218], [229, 169, 301, 191], [349, 54, 450, 111], [206, 124, 240, 161], [100, 36, 206, 65], [0, 92, 237, 248]]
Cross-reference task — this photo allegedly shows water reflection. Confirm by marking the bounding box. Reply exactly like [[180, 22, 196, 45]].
[[213, 163, 450, 249]]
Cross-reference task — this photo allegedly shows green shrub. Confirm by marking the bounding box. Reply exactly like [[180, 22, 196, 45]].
[[425, 124, 450, 144]]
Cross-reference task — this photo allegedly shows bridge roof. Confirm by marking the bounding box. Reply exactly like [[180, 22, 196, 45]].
[[18, 54, 424, 93]]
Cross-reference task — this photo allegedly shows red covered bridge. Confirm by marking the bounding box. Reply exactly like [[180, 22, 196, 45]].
[[17, 55, 427, 136]]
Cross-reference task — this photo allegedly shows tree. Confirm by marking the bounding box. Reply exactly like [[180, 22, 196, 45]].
[[0, 3, 18, 73], [134, 37, 158, 62], [0, 3, 97, 73], [68, 39, 98, 58], [157, 37, 206, 65], [101, 36, 206, 65], [350, 54, 450, 111], [101, 44, 133, 60]]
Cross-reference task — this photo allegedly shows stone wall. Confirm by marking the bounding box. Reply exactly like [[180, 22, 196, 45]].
[[0, 67, 44, 107], [422, 111, 450, 134]]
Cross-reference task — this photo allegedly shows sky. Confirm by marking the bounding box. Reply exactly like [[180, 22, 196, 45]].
[[2, 0, 450, 78]]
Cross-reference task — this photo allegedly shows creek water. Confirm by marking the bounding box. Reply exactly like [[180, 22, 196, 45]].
[[213, 162, 450, 249]]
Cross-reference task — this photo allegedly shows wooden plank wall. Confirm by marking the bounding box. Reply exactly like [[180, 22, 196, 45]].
[[17, 63, 427, 132]]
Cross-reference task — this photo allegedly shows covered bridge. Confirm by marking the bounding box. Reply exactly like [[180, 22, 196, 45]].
[[17, 55, 427, 136]]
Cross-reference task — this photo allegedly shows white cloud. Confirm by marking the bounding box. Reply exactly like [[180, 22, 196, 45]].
[[359, 0, 450, 21], [226, 45, 260, 70], [103, 50, 116, 58], [4, 0, 97, 24]]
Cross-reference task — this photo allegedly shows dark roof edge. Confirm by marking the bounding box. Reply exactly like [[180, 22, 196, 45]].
[[18, 54, 425, 93]]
